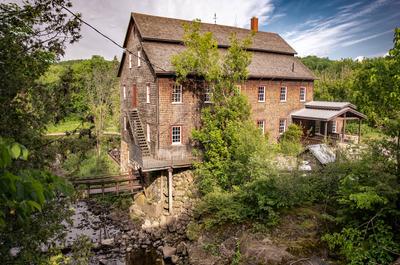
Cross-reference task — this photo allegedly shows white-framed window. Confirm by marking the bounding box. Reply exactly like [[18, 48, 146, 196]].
[[146, 83, 150, 103], [279, 119, 286, 134], [171, 126, 181, 145], [172, 84, 182, 103], [204, 86, 212, 103], [146, 123, 150, 142], [128, 54, 132, 69], [123, 116, 127, 131], [331, 120, 337, 133], [315, 120, 321, 134], [127, 150, 130, 160], [257, 120, 265, 134], [258, 86, 265, 102], [137, 50, 141, 67], [280, 87, 287, 102], [123, 85, 126, 99], [300, 87, 306, 102]]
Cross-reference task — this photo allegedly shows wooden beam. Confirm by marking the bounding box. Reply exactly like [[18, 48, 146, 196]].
[[168, 167, 173, 214], [324, 121, 328, 141]]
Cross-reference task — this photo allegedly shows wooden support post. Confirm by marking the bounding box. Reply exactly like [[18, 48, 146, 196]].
[[168, 167, 173, 214], [358, 119, 361, 144], [160, 171, 164, 203], [342, 113, 346, 143], [324, 121, 328, 141]]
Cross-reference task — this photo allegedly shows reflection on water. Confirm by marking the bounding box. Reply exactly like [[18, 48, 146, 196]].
[[126, 248, 164, 265]]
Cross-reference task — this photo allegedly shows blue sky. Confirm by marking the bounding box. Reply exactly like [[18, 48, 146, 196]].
[[58, 0, 399, 60]]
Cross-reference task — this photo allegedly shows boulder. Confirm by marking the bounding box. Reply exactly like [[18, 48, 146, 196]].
[[162, 245, 177, 259], [239, 236, 293, 265], [171, 255, 179, 264], [101, 238, 114, 247]]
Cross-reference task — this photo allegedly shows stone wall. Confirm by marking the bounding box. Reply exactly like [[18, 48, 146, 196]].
[[129, 170, 197, 223]]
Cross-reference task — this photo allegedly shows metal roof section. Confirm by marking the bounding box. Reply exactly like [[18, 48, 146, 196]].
[[305, 144, 336, 165], [291, 107, 366, 121], [305, 101, 356, 110]]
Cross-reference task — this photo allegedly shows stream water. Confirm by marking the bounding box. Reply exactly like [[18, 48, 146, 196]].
[[66, 201, 163, 265]]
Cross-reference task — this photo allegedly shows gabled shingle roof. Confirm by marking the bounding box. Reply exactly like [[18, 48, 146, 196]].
[[131, 13, 296, 55], [118, 12, 316, 80], [142, 42, 315, 79]]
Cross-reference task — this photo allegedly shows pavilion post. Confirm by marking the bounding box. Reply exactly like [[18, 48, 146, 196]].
[[324, 121, 328, 141], [358, 119, 361, 144], [342, 113, 346, 143]]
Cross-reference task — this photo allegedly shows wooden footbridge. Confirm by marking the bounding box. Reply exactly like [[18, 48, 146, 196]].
[[71, 172, 143, 197]]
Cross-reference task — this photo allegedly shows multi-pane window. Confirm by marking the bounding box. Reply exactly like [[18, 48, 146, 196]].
[[123, 116, 127, 131], [279, 119, 286, 134], [331, 120, 337, 133], [280, 87, 287, 102], [257, 120, 265, 134], [204, 86, 212, 103], [172, 126, 181, 144], [172, 84, 182, 103], [123, 85, 126, 99], [146, 123, 150, 142], [258, 86, 265, 102], [146, 83, 150, 103], [315, 120, 321, 134], [300, 87, 306, 102], [137, 50, 141, 67], [129, 54, 132, 69]]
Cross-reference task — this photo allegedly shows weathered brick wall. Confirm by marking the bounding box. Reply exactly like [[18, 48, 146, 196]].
[[244, 80, 314, 139], [157, 78, 314, 159], [119, 22, 158, 168], [157, 78, 201, 160]]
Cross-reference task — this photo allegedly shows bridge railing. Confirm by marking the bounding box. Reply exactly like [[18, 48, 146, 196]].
[[71, 174, 142, 197]]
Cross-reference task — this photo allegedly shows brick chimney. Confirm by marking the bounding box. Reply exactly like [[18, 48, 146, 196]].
[[251, 17, 258, 32]]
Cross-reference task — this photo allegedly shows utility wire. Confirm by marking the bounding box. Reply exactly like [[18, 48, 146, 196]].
[[61, 6, 168, 72]]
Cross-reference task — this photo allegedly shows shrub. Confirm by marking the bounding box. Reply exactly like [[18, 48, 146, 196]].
[[279, 124, 303, 155]]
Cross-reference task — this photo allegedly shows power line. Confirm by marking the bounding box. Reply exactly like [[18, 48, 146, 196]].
[[61, 6, 168, 72]]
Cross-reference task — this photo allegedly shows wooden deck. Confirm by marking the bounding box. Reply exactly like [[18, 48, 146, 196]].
[[71, 174, 143, 196], [138, 157, 194, 172]]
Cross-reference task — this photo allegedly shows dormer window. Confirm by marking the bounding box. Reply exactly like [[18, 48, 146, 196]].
[[280, 87, 287, 102], [123, 85, 126, 99], [129, 54, 132, 69]]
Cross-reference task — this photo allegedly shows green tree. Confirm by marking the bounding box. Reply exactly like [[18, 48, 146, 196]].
[[172, 21, 273, 192], [82, 56, 119, 157], [0, 0, 81, 165]]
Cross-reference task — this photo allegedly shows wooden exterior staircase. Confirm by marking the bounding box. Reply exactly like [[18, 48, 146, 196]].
[[127, 109, 151, 157]]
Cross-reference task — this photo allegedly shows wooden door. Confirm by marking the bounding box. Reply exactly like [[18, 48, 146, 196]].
[[131, 84, 137, 108]]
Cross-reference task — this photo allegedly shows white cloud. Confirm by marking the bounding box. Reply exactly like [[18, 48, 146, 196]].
[[283, 0, 392, 57], [62, 0, 275, 60]]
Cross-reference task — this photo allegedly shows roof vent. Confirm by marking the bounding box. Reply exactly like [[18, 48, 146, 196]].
[[251, 17, 258, 32]]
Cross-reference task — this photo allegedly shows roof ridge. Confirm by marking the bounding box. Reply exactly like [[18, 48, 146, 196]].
[[131, 12, 280, 36]]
